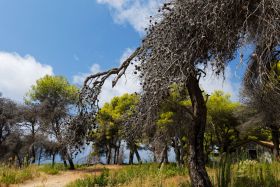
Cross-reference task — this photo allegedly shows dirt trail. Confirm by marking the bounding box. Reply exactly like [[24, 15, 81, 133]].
[[11, 165, 122, 187]]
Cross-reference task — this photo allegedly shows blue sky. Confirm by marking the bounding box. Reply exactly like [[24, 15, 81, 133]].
[[0, 0, 249, 102]]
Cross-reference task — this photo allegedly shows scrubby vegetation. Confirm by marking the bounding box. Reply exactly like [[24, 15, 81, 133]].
[[0, 163, 70, 185], [67, 161, 280, 187], [67, 164, 189, 187], [0, 165, 39, 185]]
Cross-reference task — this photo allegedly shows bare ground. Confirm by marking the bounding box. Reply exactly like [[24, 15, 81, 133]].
[[9, 165, 122, 187]]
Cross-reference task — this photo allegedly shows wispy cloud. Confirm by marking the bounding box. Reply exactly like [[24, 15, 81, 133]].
[[73, 54, 80, 61], [96, 0, 164, 33]]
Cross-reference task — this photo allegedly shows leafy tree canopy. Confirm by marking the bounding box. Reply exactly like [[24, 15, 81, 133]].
[[26, 75, 78, 105]]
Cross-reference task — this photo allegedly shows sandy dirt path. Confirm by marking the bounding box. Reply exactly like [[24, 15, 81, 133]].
[[10, 165, 122, 187]]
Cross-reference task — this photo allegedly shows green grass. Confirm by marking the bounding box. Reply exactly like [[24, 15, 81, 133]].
[[67, 168, 109, 187], [68, 161, 280, 187], [0, 165, 39, 184], [230, 160, 280, 187], [67, 163, 189, 187], [39, 163, 66, 175], [0, 163, 70, 185]]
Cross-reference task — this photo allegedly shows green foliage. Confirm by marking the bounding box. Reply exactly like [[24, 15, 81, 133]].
[[206, 91, 240, 153], [91, 93, 139, 158], [271, 60, 280, 79], [25, 75, 79, 104], [156, 84, 190, 137], [39, 164, 66, 175]]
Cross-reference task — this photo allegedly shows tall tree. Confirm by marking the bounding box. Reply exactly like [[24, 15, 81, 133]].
[[0, 95, 19, 147], [206, 91, 240, 154], [26, 75, 79, 169], [91, 93, 140, 164], [156, 84, 191, 167], [80, 1, 280, 186], [19, 104, 42, 164]]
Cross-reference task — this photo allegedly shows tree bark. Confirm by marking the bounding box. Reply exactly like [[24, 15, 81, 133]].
[[159, 145, 169, 167], [107, 147, 112, 165], [63, 160, 68, 167], [164, 145, 169, 164], [135, 149, 142, 164], [52, 154, 56, 166], [68, 158, 75, 170], [31, 145, 36, 164], [38, 148, 42, 166], [129, 149, 134, 165], [152, 147, 157, 163], [186, 76, 212, 187], [174, 140, 182, 167], [271, 125, 280, 159], [31, 123, 36, 164]]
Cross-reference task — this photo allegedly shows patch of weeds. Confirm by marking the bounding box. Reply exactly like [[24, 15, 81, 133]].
[[39, 164, 66, 175]]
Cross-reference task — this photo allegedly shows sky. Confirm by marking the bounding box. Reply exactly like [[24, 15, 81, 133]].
[[0, 0, 250, 103]]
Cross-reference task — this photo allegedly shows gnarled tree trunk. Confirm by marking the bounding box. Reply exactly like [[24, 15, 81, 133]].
[[187, 76, 212, 187]]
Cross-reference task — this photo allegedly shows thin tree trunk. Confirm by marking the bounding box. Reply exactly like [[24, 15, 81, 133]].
[[159, 145, 168, 168], [175, 143, 181, 167], [135, 149, 142, 164], [17, 154, 22, 168], [38, 148, 42, 166], [129, 149, 134, 165], [63, 160, 68, 167], [152, 147, 157, 163], [113, 147, 118, 164], [31, 145, 36, 164], [180, 145, 185, 165], [271, 125, 280, 159], [52, 154, 56, 166], [187, 76, 212, 187], [164, 146, 169, 164], [115, 142, 120, 164], [68, 158, 75, 170], [107, 147, 111, 165]]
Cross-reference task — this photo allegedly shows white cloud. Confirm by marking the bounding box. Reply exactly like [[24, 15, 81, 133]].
[[73, 48, 140, 105], [97, 0, 125, 9], [0, 52, 53, 102], [200, 66, 240, 101], [96, 0, 163, 33]]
